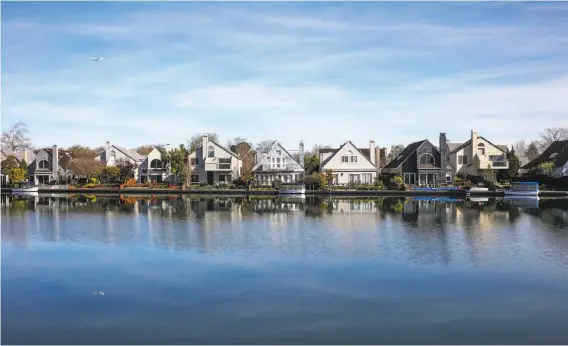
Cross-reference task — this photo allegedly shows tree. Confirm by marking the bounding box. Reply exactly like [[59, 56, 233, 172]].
[[66, 145, 104, 158], [303, 153, 320, 175], [1, 122, 32, 151], [482, 169, 496, 183], [301, 173, 327, 190], [538, 161, 555, 177], [255, 140, 275, 154], [68, 158, 105, 176], [514, 141, 526, 156], [136, 145, 156, 155], [1, 156, 19, 174], [504, 150, 521, 180], [187, 133, 219, 153], [386, 145, 405, 164], [538, 128, 568, 152], [8, 168, 27, 184], [325, 169, 334, 187], [115, 159, 136, 181], [19, 160, 28, 170], [232, 141, 255, 175], [163, 144, 188, 186], [525, 141, 540, 161], [98, 166, 121, 183], [227, 137, 248, 151]]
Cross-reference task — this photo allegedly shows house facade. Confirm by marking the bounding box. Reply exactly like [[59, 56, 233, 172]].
[[520, 140, 568, 177], [252, 141, 305, 186], [319, 140, 379, 185], [382, 133, 454, 186], [188, 136, 242, 185], [1, 148, 36, 185], [28, 145, 72, 185], [95, 141, 146, 181], [449, 130, 509, 178], [137, 145, 178, 184]]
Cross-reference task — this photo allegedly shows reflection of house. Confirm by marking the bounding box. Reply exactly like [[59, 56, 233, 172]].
[[520, 140, 568, 177], [1, 148, 35, 185], [449, 130, 509, 178], [137, 146, 177, 184], [319, 140, 379, 185], [95, 141, 146, 180], [252, 141, 305, 186], [28, 145, 72, 185], [188, 136, 242, 185], [382, 133, 454, 185]]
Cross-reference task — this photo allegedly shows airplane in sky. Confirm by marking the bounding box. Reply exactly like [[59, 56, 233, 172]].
[[91, 57, 103, 61]]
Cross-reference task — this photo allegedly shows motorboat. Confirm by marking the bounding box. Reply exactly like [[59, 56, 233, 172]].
[[504, 182, 539, 197], [278, 183, 306, 195], [12, 182, 39, 194]]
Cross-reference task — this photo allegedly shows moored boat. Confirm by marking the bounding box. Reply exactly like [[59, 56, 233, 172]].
[[504, 181, 539, 197], [278, 183, 306, 195], [11, 182, 39, 194]]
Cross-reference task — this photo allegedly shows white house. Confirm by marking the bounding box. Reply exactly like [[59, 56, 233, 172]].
[[137, 145, 177, 184], [95, 141, 146, 181], [188, 136, 242, 185], [319, 140, 379, 185], [449, 130, 509, 178], [252, 141, 305, 186]]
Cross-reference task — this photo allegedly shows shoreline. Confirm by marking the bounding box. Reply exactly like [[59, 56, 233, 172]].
[[2, 187, 568, 197]]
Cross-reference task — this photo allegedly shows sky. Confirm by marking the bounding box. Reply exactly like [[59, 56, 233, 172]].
[[2, 1, 568, 151]]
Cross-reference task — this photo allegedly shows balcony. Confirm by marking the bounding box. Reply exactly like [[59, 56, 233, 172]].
[[204, 158, 232, 171], [491, 161, 508, 167], [260, 164, 295, 171]]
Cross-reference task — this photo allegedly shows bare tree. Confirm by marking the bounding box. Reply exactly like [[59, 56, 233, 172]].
[[67, 158, 105, 176], [136, 145, 156, 155], [526, 141, 540, 161], [255, 139, 275, 154], [514, 140, 526, 155], [187, 133, 219, 153], [1, 122, 32, 151], [387, 144, 405, 164], [538, 128, 568, 151], [227, 137, 248, 151]]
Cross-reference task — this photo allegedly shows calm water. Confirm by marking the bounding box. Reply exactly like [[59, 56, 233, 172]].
[[2, 194, 568, 345]]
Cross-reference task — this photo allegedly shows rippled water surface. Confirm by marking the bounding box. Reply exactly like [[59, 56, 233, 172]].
[[2, 194, 568, 344]]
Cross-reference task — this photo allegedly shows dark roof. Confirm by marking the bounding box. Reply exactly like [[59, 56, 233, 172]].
[[521, 140, 568, 169], [383, 140, 426, 169], [43, 148, 72, 169]]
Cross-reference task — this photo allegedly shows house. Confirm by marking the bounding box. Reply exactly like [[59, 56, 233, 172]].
[[28, 145, 72, 185], [188, 135, 242, 185], [252, 141, 305, 186], [1, 148, 36, 185], [449, 130, 509, 178], [520, 140, 568, 177], [382, 133, 454, 186], [95, 141, 146, 180], [319, 140, 379, 185], [137, 145, 178, 184]]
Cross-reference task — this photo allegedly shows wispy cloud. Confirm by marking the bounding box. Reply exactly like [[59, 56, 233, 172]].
[[2, 2, 568, 149]]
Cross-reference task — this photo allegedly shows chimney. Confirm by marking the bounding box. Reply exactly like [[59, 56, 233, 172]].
[[375, 146, 381, 172], [202, 136, 208, 159], [52, 145, 59, 173], [369, 140, 376, 166], [106, 141, 110, 163], [23, 149, 28, 164], [299, 140, 305, 167], [439, 132, 448, 171]]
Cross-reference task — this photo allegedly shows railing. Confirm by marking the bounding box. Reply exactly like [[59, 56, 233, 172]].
[[491, 161, 508, 167], [261, 164, 295, 171]]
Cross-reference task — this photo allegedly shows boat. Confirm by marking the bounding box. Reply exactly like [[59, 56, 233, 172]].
[[12, 182, 39, 194], [278, 183, 306, 195], [504, 181, 539, 197]]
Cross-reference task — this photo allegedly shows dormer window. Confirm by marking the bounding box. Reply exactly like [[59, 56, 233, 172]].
[[549, 152, 558, 159], [110, 150, 116, 161], [207, 145, 215, 158], [477, 143, 485, 156]]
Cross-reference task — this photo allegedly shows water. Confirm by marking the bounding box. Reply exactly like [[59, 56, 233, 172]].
[[2, 194, 568, 344]]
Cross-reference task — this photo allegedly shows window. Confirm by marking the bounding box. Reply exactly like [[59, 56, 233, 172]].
[[277, 158, 281, 168], [276, 150, 281, 156], [151, 175, 163, 183], [419, 153, 435, 165], [477, 143, 485, 156], [341, 156, 349, 163], [350, 156, 358, 163], [190, 158, 196, 165], [458, 155, 468, 165], [207, 145, 215, 158], [38, 160, 50, 170], [284, 175, 289, 183], [150, 159, 163, 169], [363, 173, 372, 184], [349, 174, 361, 183], [191, 174, 199, 183], [110, 150, 116, 161], [218, 158, 231, 169], [489, 155, 505, 162], [404, 173, 416, 185]]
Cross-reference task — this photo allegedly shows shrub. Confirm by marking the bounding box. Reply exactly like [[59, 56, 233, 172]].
[[199, 182, 209, 187], [84, 183, 97, 188], [218, 183, 230, 189], [143, 181, 153, 188]]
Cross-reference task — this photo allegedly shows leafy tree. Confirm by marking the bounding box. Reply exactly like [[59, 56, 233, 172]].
[[228, 140, 255, 174], [1, 122, 32, 151], [98, 166, 121, 183], [19, 159, 28, 170], [68, 158, 105, 176], [303, 153, 320, 175], [66, 145, 104, 158], [482, 168, 497, 183], [187, 133, 219, 153], [8, 168, 27, 184], [115, 159, 136, 181], [301, 173, 327, 190], [525, 141, 540, 161], [163, 144, 188, 186], [1, 156, 19, 174], [325, 169, 334, 187], [538, 161, 555, 177], [538, 127, 568, 152], [503, 149, 521, 180]]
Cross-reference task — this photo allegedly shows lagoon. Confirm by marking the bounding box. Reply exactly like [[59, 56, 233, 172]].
[[2, 194, 568, 344]]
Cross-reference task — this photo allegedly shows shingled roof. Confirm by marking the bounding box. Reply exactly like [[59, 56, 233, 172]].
[[383, 140, 427, 169], [522, 140, 568, 170]]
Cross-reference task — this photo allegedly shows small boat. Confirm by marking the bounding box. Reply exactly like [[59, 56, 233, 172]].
[[278, 183, 306, 195], [504, 181, 539, 197], [12, 182, 39, 193]]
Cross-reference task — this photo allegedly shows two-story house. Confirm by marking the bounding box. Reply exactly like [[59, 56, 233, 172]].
[[137, 145, 178, 184], [252, 141, 305, 185], [449, 130, 509, 178], [382, 133, 454, 185], [95, 141, 146, 181], [28, 145, 72, 185], [319, 140, 379, 185], [188, 136, 242, 185]]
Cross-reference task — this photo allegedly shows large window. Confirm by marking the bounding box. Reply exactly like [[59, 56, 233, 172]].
[[207, 145, 215, 158], [458, 155, 468, 165], [349, 174, 361, 183], [419, 153, 435, 165], [191, 174, 199, 183], [404, 172, 416, 185], [477, 143, 485, 156], [363, 173, 372, 184], [38, 160, 50, 170], [218, 158, 231, 169], [150, 159, 163, 169], [489, 155, 505, 162]]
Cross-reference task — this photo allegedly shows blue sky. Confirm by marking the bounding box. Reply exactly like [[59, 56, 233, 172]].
[[2, 1, 568, 150]]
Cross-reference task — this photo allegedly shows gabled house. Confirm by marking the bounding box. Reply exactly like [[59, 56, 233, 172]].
[[520, 140, 568, 177], [449, 130, 509, 178], [95, 141, 146, 180], [319, 140, 379, 185], [382, 133, 454, 186], [137, 145, 178, 184], [188, 136, 242, 185], [1, 148, 36, 185], [252, 141, 305, 186], [28, 145, 72, 185]]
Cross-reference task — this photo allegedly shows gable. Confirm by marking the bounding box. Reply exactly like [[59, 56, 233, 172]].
[[383, 140, 425, 169], [252, 142, 303, 171], [522, 140, 568, 169], [321, 141, 375, 170], [477, 136, 507, 153]]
